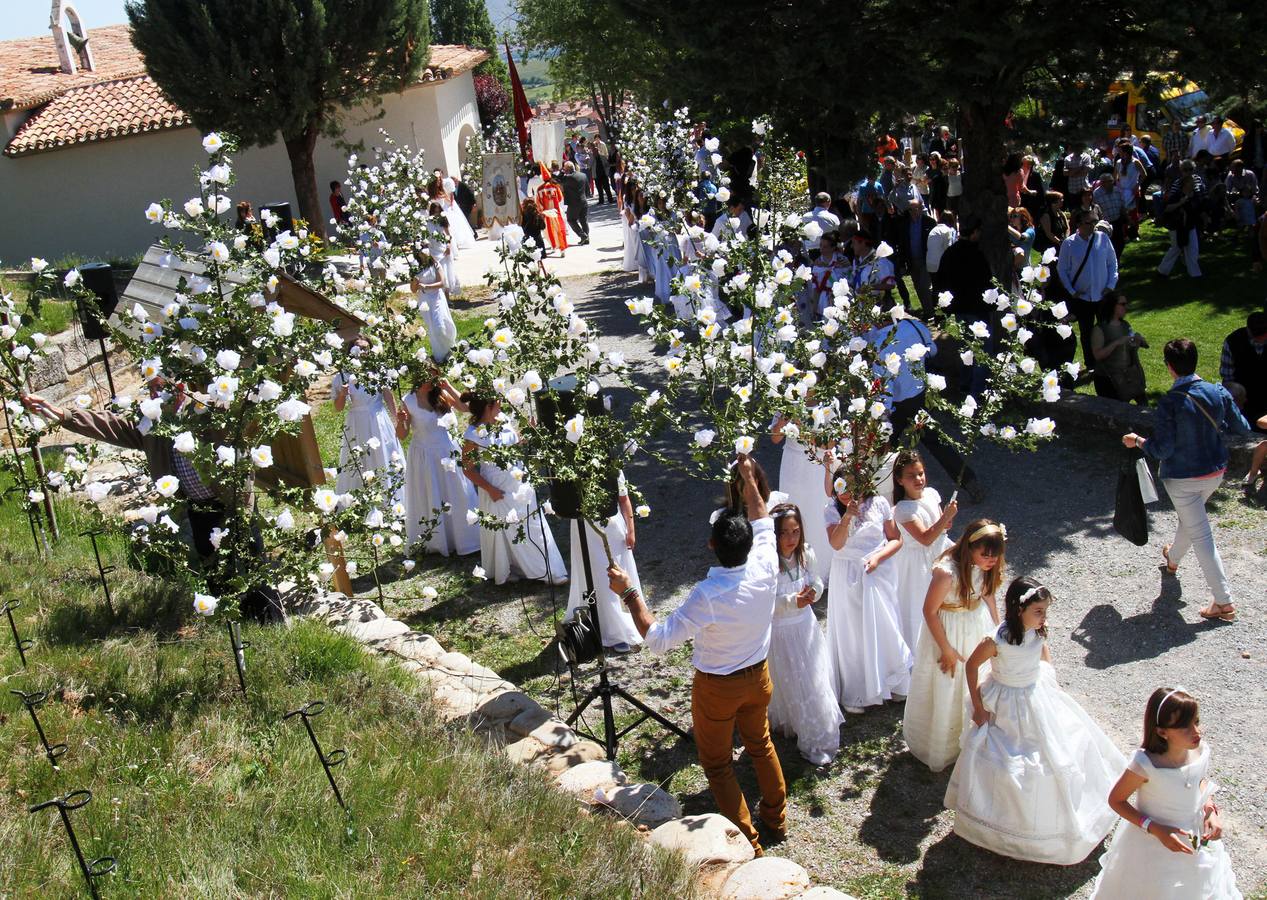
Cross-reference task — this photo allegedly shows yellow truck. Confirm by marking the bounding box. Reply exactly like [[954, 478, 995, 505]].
[[1106, 78, 1243, 155]]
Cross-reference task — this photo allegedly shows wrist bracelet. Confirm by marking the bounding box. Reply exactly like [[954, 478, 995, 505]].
[[620, 587, 638, 601], [1139, 816, 1152, 833]]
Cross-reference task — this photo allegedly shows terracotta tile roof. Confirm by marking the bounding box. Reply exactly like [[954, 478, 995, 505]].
[[0, 24, 145, 111], [0, 26, 488, 158], [5, 75, 189, 157]]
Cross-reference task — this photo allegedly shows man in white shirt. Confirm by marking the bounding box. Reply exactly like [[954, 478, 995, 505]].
[[609, 455, 786, 854], [1063, 148, 1093, 196], [801, 192, 841, 256], [711, 197, 753, 241], [1206, 116, 1236, 159], [925, 220, 957, 279], [1058, 208, 1119, 366]]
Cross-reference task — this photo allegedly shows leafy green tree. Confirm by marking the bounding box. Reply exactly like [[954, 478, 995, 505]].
[[127, 0, 429, 238], [431, 0, 509, 82], [515, 0, 663, 140]]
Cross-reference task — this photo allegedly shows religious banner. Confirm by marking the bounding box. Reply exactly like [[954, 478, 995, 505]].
[[481, 151, 520, 227]]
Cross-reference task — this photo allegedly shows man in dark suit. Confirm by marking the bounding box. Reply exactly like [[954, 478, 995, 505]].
[[559, 161, 590, 244], [894, 199, 938, 312]]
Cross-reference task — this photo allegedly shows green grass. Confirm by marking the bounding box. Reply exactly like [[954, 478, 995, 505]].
[[0, 479, 695, 897], [1084, 219, 1262, 402]]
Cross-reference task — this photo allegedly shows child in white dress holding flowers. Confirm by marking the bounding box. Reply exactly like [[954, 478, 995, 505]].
[[824, 463, 911, 714], [946, 577, 1125, 865], [397, 379, 480, 556], [902, 518, 1004, 772], [332, 349, 403, 503], [767, 503, 842, 766], [565, 473, 642, 653], [1092, 688, 1242, 898], [460, 394, 567, 586], [890, 449, 957, 648]]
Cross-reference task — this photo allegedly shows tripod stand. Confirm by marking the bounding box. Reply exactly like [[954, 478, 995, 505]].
[[564, 521, 689, 761]]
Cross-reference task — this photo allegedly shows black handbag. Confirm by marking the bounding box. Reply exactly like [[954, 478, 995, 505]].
[[1113, 448, 1149, 546]]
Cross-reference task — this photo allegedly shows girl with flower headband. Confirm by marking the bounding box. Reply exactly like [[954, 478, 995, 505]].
[[902, 518, 1005, 772], [946, 577, 1124, 864], [765, 503, 841, 766], [890, 448, 958, 650], [1091, 688, 1241, 898], [822, 461, 910, 715]]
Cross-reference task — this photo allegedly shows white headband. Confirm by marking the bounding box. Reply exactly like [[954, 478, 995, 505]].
[[1156, 686, 1191, 725], [1018, 585, 1042, 603]]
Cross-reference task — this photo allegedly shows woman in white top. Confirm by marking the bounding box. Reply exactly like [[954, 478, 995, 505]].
[[767, 503, 842, 766], [460, 394, 567, 585], [332, 356, 404, 503], [565, 473, 642, 651], [427, 200, 461, 297], [397, 379, 480, 556]]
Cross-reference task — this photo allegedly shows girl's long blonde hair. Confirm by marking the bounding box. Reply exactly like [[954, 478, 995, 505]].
[[938, 518, 1006, 606]]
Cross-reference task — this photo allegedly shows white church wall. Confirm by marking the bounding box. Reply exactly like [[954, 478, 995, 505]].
[[0, 74, 482, 263]]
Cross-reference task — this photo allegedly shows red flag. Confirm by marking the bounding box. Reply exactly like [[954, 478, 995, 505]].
[[506, 43, 534, 161]]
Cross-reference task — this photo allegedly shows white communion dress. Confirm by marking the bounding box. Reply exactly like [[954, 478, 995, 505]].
[[825, 495, 912, 710], [767, 547, 842, 766], [902, 559, 996, 772], [776, 435, 832, 583], [428, 221, 461, 297], [402, 395, 480, 556], [892, 489, 952, 650], [945, 624, 1125, 865], [464, 424, 567, 585], [416, 276, 457, 363], [565, 481, 642, 650], [332, 374, 404, 503], [621, 211, 642, 272], [441, 183, 477, 250], [1091, 745, 1241, 899]]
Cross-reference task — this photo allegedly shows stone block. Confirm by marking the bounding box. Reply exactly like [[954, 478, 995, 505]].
[[503, 736, 552, 765], [338, 617, 410, 644], [555, 759, 627, 799], [595, 783, 681, 829], [470, 690, 542, 730], [650, 813, 755, 867], [535, 740, 605, 775], [27, 349, 68, 392], [507, 704, 554, 737], [721, 857, 811, 900], [384, 633, 446, 666], [525, 717, 577, 750]]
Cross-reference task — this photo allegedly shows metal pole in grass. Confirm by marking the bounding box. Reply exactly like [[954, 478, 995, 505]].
[[80, 530, 116, 617], [28, 790, 115, 899], [10, 689, 67, 768], [227, 621, 249, 697], [283, 701, 348, 810], [2, 596, 33, 667]]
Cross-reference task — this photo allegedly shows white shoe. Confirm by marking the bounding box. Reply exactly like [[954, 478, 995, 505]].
[[844, 705, 865, 715], [890, 692, 907, 702], [801, 749, 834, 767]]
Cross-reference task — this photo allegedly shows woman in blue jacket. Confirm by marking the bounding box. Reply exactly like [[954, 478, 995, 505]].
[[1123, 338, 1251, 623]]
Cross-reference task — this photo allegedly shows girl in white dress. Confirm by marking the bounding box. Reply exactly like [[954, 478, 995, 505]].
[[332, 363, 404, 502], [412, 259, 457, 364], [902, 518, 1004, 772], [565, 474, 642, 652], [439, 175, 477, 250], [772, 416, 831, 583], [397, 380, 480, 556], [1093, 688, 1242, 898], [947, 577, 1125, 864], [891, 449, 958, 649], [460, 394, 567, 586], [621, 202, 641, 272], [767, 503, 842, 766], [428, 201, 461, 297], [823, 464, 911, 714]]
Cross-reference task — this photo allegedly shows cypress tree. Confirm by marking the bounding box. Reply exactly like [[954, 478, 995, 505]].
[[430, 0, 508, 82], [126, 0, 429, 237]]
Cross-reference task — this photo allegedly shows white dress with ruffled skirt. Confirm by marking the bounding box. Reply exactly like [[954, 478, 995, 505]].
[[767, 548, 842, 765], [332, 374, 404, 503], [565, 479, 642, 649], [402, 395, 480, 556], [1091, 745, 1241, 898], [892, 490, 952, 649], [945, 624, 1126, 864], [776, 436, 831, 583], [464, 425, 567, 585], [825, 496, 912, 710], [902, 560, 995, 772]]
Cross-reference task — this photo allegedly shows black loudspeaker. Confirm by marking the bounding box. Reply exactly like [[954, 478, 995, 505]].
[[260, 202, 293, 241], [534, 375, 618, 521], [76, 262, 118, 341]]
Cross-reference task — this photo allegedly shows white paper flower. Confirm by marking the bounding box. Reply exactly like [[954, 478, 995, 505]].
[[202, 132, 224, 153], [636, 504, 650, 518], [959, 395, 978, 417], [870, 401, 887, 419], [926, 373, 947, 392], [1050, 301, 1069, 320], [472, 565, 488, 580], [969, 321, 990, 339], [564, 415, 585, 443], [1025, 417, 1056, 436], [193, 593, 218, 616], [960, 350, 974, 366], [422, 585, 438, 600], [277, 398, 312, 422], [937, 291, 953, 308], [1064, 361, 1082, 380], [183, 198, 205, 218], [215, 445, 237, 467], [313, 488, 339, 513], [275, 508, 295, 530], [64, 269, 81, 288], [139, 397, 163, 421], [209, 241, 230, 263], [734, 435, 755, 454], [154, 475, 180, 498], [144, 203, 164, 223], [251, 445, 274, 468], [694, 429, 716, 448], [74, 394, 93, 409], [215, 349, 241, 371], [84, 481, 111, 502], [1055, 323, 1073, 339]]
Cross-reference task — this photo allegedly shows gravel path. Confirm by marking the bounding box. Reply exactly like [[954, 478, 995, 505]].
[[414, 271, 1267, 898]]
